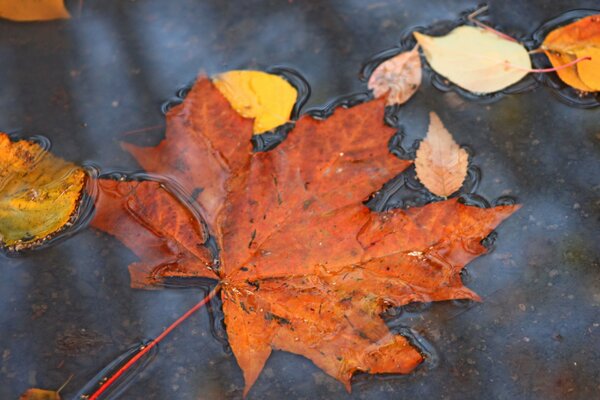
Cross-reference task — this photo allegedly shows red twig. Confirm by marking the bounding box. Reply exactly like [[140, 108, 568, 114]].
[[468, 5, 518, 43], [88, 285, 221, 400], [508, 56, 592, 73]]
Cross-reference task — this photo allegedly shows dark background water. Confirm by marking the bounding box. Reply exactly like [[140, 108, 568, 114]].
[[1, 0, 599, 399]]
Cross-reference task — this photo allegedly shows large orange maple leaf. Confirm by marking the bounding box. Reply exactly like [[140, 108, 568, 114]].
[[91, 77, 518, 395]]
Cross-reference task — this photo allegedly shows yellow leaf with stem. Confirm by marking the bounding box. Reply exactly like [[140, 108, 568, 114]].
[[414, 26, 531, 94]]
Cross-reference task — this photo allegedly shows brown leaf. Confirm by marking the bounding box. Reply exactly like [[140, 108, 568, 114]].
[[92, 76, 518, 396], [415, 112, 469, 197], [368, 45, 421, 105]]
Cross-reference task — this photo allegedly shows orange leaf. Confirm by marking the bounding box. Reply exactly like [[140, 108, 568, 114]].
[[93, 76, 519, 396], [0, 0, 69, 22], [415, 112, 469, 197], [91, 179, 214, 288], [368, 46, 421, 105], [542, 14, 600, 91], [19, 388, 60, 400]]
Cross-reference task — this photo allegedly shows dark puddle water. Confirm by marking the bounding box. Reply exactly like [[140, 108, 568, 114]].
[[1, 1, 599, 399]]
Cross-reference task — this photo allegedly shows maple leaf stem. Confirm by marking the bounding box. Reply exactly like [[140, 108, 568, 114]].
[[467, 5, 518, 43], [88, 284, 221, 400], [508, 56, 592, 73], [120, 124, 164, 136]]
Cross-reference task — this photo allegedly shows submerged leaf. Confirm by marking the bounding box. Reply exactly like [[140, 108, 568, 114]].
[[0, 133, 86, 250], [414, 26, 531, 94], [542, 15, 600, 91], [0, 0, 69, 22], [94, 76, 520, 396], [415, 112, 469, 197], [19, 388, 60, 400], [213, 70, 297, 134], [91, 179, 214, 288], [368, 46, 422, 105]]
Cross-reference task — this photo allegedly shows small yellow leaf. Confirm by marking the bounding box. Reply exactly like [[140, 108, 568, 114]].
[[414, 26, 531, 94], [0, 133, 86, 250], [368, 45, 422, 105], [0, 0, 70, 22], [415, 112, 468, 197], [19, 388, 61, 400], [213, 70, 297, 134]]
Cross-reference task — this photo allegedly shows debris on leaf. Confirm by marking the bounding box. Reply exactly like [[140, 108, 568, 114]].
[[19, 388, 60, 400], [541, 15, 600, 91], [213, 70, 297, 134], [94, 75, 520, 395], [0, 0, 70, 22], [368, 45, 422, 105], [415, 112, 469, 197], [414, 26, 531, 94], [0, 133, 86, 251]]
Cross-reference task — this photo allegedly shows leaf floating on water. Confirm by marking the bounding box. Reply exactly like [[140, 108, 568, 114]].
[[19, 388, 61, 400], [94, 76, 520, 396], [91, 179, 214, 288], [414, 26, 531, 94], [415, 112, 469, 197], [368, 45, 422, 105], [542, 15, 600, 91], [0, 133, 86, 251], [213, 70, 297, 134], [0, 0, 69, 22]]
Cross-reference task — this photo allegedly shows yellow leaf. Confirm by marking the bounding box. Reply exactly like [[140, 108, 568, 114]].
[[368, 45, 422, 105], [415, 112, 469, 197], [0, 0, 69, 22], [414, 26, 531, 94], [19, 388, 61, 400], [0, 133, 86, 250], [213, 70, 297, 134]]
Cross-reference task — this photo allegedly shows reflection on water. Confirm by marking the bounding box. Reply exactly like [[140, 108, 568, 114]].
[[0, 1, 599, 399]]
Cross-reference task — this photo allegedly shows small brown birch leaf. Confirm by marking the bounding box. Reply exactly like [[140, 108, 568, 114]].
[[415, 112, 469, 197], [368, 45, 422, 105]]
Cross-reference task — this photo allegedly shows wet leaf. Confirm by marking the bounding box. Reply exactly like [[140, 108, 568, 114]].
[[0, 133, 86, 250], [93, 76, 519, 395], [0, 0, 69, 22], [213, 70, 297, 134], [414, 26, 531, 94], [91, 179, 214, 288], [415, 112, 469, 197], [19, 388, 60, 400], [542, 15, 600, 91], [368, 45, 422, 105]]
